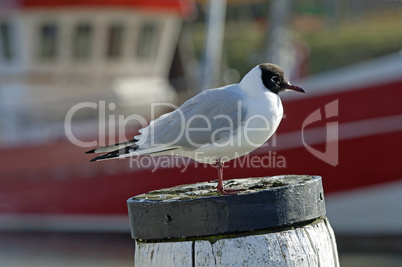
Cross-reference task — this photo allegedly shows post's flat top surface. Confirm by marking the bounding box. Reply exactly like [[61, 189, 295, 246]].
[[131, 175, 317, 202], [127, 175, 326, 240]]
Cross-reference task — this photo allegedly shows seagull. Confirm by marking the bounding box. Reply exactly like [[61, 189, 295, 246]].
[[86, 63, 305, 195]]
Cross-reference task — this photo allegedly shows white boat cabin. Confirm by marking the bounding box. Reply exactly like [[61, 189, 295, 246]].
[[0, 0, 195, 145]]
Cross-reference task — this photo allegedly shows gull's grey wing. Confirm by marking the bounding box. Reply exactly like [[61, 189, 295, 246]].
[[136, 85, 247, 150]]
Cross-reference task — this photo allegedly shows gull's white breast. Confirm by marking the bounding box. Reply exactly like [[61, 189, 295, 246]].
[[184, 91, 283, 164]]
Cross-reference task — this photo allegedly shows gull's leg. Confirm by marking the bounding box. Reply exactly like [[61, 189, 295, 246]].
[[216, 158, 245, 195], [216, 158, 227, 194]]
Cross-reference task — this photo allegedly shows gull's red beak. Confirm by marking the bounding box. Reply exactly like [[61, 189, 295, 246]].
[[285, 83, 305, 93]]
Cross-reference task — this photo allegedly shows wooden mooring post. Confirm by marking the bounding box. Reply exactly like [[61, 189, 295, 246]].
[[127, 175, 339, 266]]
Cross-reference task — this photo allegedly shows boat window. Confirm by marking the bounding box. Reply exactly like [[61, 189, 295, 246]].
[[38, 23, 58, 61], [72, 23, 93, 60], [136, 22, 159, 59], [106, 23, 125, 60], [0, 21, 13, 62]]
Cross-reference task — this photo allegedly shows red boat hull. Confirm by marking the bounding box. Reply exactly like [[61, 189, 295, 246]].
[[1, 59, 401, 234]]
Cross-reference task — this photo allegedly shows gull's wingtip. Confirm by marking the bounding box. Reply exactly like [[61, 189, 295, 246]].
[[86, 149, 96, 154]]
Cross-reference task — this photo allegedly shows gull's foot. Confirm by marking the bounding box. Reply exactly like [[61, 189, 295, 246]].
[[216, 186, 246, 195]]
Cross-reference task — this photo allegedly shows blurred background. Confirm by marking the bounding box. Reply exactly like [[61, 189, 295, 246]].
[[0, 0, 401, 266]]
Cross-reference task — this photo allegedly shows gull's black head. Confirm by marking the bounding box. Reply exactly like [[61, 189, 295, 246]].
[[259, 63, 305, 94]]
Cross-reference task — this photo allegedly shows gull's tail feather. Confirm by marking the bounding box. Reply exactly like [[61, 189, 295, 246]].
[[89, 144, 138, 162], [85, 139, 138, 154], [89, 146, 178, 162]]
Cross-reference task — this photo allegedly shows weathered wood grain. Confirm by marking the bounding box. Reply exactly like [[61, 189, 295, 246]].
[[130, 176, 339, 266], [134, 241, 193, 267], [134, 218, 339, 266]]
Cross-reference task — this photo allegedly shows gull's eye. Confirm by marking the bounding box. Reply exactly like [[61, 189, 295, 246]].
[[271, 76, 278, 83]]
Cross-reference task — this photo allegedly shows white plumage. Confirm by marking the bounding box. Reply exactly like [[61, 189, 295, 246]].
[[87, 63, 305, 194]]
